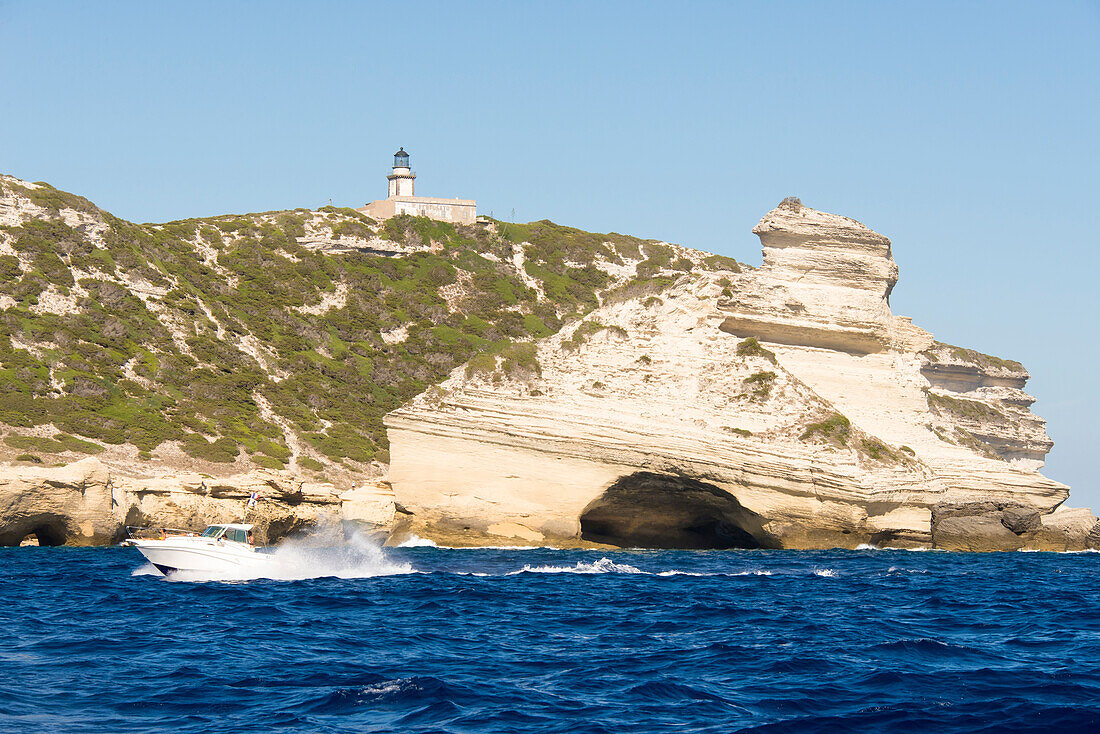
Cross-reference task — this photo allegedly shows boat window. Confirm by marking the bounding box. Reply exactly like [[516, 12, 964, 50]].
[[201, 526, 224, 538], [225, 528, 247, 543]]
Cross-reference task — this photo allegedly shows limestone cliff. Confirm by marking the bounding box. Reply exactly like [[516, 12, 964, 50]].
[[386, 198, 1086, 550], [0, 457, 395, 546]]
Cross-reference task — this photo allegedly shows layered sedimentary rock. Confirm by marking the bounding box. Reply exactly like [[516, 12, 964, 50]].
[[0, 457, 395, 546], [386, 199, 1088, 550]]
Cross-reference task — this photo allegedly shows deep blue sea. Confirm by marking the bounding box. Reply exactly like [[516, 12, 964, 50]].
[[3, 540, 1100, 733]]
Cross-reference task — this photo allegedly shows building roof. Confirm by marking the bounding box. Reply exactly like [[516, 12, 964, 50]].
[[394, 147, 408, 157]]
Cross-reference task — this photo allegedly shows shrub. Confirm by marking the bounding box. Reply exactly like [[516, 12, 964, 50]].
[[0, 255, 20, 280], [181, 434, 239, 463], [860, 438, 896, 462], [926, 392, 1004, 422], [4, 433, 104, 455], [936, 342, 1024, 373], [563, 320, 606, 351], [737, 337, 777, 364], [801, 413, 851, 444], [15, 453, 41, 463], [299, 456, 324, 471], [466, 341, 541, 381], [743, 370, 777, 399], [252, 454, 285, 470], [702, 254, 742, 273]]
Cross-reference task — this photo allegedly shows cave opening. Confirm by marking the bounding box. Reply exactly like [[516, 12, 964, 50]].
[[1, 519, 69, 547], [27, 522, 67, 546], [579, 472, 777, 549]]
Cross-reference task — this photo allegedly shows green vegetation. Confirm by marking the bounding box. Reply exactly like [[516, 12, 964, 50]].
[[465, 341, 541, 382], [743, 370, 777, 400], [926, 391, 1005, 422], [15, 453, 42, 463], [4, 433, 104, 455], [860, 437, 896, 462], [724, 427, 753, 437], [800, 413, 851, 444], [924, 342, 1024, 373], [563, 320, 608, 351], [299, 456, 324, 472], [181, 434, 239, 463], [703, 255, 742, 272], [736, 337, 778, 365]]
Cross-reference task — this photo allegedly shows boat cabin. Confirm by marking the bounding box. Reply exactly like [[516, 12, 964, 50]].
[[200, 524, 255, 545]]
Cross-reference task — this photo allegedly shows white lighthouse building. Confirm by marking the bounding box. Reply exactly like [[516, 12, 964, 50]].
[[360, 148, 477, 225], [387, 147, 415, 197]]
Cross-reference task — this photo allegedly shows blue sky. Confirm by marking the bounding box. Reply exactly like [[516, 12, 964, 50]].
[[1, 1, 1098, 504]]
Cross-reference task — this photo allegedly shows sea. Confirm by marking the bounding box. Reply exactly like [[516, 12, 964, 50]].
[[3, 536, 1100, 733]]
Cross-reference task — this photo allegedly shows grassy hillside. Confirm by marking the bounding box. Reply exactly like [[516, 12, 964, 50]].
[[0, 176, 736, 483]]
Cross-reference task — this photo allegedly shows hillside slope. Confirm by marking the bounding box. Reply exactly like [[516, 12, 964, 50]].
[[0, 175, 734, 489]]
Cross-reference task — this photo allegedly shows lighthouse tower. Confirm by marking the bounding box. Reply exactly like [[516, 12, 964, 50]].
[[360, 147, 476, 225], [387, 148, 416, 198]]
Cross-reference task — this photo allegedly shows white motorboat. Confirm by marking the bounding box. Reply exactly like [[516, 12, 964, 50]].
[[122, 523, 275, 576]]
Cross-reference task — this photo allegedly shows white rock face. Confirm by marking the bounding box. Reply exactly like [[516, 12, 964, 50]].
[[721, 197, 930, 354], [0, 458, 396, 546], [385, 199, 1077, 549]]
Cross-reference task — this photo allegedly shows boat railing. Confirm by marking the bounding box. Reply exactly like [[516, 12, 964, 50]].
[[124, 526, 199, 541]]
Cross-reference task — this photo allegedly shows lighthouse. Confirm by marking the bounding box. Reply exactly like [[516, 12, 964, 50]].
[[361, 147, 477, 225], [387, 147, 416, 198]]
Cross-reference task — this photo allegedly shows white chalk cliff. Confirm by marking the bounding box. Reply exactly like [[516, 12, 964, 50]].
[[386, 198, 1085, 550], [0, 457, 395, 546]]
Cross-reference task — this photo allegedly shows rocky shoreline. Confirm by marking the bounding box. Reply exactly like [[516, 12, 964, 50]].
[[2, 455, 1095, 551], [0, 457, 394, 546]]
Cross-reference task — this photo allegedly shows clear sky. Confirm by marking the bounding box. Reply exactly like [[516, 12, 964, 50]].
[[1, 1, 1097, 504]]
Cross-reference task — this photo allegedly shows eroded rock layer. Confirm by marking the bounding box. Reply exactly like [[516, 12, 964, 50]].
[[386, 200, 1086, 550], [0, 457, 395, 546]]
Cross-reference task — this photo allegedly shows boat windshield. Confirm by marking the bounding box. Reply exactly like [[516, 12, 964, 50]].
[[200, 526, 224, 538], [224, 528, 248, 544]]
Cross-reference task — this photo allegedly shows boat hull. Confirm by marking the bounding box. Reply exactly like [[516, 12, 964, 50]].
[[131, 538, 275, 575]]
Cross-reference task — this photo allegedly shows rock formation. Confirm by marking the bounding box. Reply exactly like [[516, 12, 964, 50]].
[[386, 199, 1092, 550], [0, 457, 395, 546]]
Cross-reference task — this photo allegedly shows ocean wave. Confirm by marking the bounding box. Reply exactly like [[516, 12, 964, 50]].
[[508, 557, 646, 575], [396, 535, 439, 548], [395, 536, 552, 550], [813, 568, 838, 577], [657, 569, 774, 577], [1020, 548, 1100, 554]]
